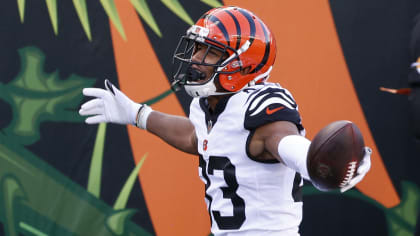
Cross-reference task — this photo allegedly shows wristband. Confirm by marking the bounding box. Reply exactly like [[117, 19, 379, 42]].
[[135, 105, 153, 130], [278, 135, 311, 180]]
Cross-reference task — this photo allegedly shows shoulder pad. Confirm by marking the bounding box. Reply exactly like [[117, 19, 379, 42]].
[[244, 87, 302, 130]]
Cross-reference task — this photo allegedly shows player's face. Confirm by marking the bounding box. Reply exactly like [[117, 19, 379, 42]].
[[191, 43, 226, 83]]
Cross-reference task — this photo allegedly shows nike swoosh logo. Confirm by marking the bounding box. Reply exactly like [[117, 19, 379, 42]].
[[266, 106, 284, 115]]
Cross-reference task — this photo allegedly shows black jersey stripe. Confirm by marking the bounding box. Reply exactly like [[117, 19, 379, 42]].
[[275, 89, 297, 108], [208, 15, 230, 47], [252, 18, 270, 73], [245, 85, 268, 103], [224, 10, 241, 50], [247, 87, 297, 113], [237, 8, 256, 45], [292, 173, 303, 202], [245, 85, 278, 103]]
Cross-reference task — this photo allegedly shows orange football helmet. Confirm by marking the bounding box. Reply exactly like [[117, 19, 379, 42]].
[[172, 6, 277, 97]]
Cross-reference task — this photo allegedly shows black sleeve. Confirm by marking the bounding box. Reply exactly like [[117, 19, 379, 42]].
[[244, 87, 303, 131]]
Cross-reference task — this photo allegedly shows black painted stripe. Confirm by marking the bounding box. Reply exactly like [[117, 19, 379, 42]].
[[252, 19, 270, 73], [208, 15, 230, 47], [237, 9, 256, 45], [224, 10, 241, 50]]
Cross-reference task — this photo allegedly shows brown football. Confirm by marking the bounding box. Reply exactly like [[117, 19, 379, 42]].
[[307, 120, 365, 190]]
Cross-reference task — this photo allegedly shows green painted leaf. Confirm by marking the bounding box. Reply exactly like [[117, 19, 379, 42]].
[[100, 0, 127, 40], [106, 209, 138, 235], [0, 47, 96, 145], [19, 222, 48, 236], [46, 0, 58, 35], [2, 176, 27, 236], [87, 123, 107, 198], [0, 139, 151, 235], [200, 0, 223, 8], [130, 0, 162, 37], [114, 153, 148, 210], [142, 88, 173, 105], [385, 181, 420, 236], [161, 0, 194, 25], [17, 0, 25, 22], [72, 0, 92, 41]]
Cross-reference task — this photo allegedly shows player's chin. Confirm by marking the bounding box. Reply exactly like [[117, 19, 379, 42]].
[[196, 78, 210, 84], [191, 76, 212, 84]]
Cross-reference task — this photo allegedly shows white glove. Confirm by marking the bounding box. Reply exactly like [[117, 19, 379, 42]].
[[340, 147, 372, 193], [79, 79, 152, 129]]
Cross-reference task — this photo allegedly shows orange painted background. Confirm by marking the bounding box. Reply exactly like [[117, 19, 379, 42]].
[[110, 1, 402, 235], [111, 1, 209, 236]]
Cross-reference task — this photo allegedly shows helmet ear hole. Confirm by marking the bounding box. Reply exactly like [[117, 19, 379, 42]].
[[240, 66, 252, 75]]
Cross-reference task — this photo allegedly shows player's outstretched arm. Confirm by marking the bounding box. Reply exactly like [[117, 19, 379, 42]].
[[147, 111, 198, 155], [79, 80, 198, 155], [250, 120, 311, 180], [278, 134, 372, 192]]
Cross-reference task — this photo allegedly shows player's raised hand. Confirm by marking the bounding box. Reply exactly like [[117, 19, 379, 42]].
[[340, 147, 372, 192], [79, 79, 141, 125]]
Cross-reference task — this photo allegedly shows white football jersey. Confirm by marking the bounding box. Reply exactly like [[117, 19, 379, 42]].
[[189, 83, 305, 236]]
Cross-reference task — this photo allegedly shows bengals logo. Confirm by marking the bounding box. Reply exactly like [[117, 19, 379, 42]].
[[203, 139, 208, 151]]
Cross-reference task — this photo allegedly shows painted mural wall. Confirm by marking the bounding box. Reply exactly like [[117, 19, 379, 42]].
[[0, 0, 419, 235]]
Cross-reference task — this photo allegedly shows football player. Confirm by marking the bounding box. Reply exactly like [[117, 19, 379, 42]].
[[79, 6, 371, 236]]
